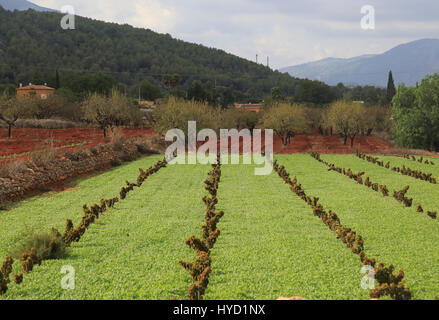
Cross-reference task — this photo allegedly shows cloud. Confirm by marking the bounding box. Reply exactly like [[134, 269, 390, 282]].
[[32, 0, 439, 68]]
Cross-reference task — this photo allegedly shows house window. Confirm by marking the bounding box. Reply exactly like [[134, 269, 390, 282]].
[[41, 94, 47, 99]]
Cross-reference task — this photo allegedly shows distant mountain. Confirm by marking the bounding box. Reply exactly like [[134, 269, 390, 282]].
[[280, 39, 439, 87], [0, 0, 54, 12]]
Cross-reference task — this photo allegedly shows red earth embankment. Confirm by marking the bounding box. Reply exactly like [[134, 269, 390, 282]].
[[0, 128, 153, 161]]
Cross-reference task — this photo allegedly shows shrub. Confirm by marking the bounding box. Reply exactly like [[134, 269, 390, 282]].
[[11, 228, 68, 261], [0, 256, 14, 295], [135, 143, 156, 155], [0, 160, 28, 178], [65, 149, 88, 162], [121, 152, 140, 162], [110, 159, 122, 167], [31, 146, 57, 168], [109, 128, 127, 151], [90, 147, 98, 155]]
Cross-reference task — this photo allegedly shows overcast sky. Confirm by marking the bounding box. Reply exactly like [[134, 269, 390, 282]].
[[33, 0, 439, 69]]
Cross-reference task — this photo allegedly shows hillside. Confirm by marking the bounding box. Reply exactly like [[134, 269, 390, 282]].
[[0, 7, 301, 98], [280, 39, 439, 87], [0, 0, 53, 12]]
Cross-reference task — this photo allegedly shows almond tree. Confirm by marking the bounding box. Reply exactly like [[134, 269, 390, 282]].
[[262, 103, 309, 146], [0, 95, 25, 138], [326, 101, 366, 147], [81, 90, 134, 137]]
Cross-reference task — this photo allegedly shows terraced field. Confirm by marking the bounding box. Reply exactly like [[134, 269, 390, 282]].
[[1, 154, 438, 300]]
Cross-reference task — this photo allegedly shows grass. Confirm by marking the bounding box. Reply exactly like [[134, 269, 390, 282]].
[[204, 162, 369, 300], [280, 154, 439, 299], [0, 155, 163, 259], [324, 154, 439, 217], [1, 157, 210, 299], [0, 154, 438, 299]]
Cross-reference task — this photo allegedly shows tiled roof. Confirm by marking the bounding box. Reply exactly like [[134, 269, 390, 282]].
[[17, 85, 55, 91]]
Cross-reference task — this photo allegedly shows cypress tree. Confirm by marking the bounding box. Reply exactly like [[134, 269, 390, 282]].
[[387, 70, 396, 104], [55, 69, 60, 89]]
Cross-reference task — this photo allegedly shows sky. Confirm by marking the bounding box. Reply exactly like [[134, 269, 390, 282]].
[[33, 0, 439, 69]]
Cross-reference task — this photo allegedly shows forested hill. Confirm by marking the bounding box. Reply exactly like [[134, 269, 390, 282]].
[[0, 6, 301, 98]]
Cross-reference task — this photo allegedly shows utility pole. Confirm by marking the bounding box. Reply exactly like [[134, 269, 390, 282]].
[[256, 54, 258, 64], [267, 56, 269, 68]]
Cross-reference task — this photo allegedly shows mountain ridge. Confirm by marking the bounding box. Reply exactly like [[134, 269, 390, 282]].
[[0, 0, 54, 12], [280, 39, 439, 87]]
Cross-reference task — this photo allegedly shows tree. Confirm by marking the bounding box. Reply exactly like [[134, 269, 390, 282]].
[[26, 94, 81, 121], [393, 74, 439, 151], [81, 90, 134, 137], [187, 81, 211, 102], [0, 95, 25, 138], [221, 108, 260, 132], [32, 70, 44, 85], [55, 69, 60, 89], [326, 101, 366, 147], [387, 70, 396, 104], [61, 72, 117, 100], [262, 103, 309, 146], [152, 96, 216, 136], [162, 74, 182, 89], [271, 87, 284, 102], [136, 80, 162, 101], [293, 79, 336, 105]]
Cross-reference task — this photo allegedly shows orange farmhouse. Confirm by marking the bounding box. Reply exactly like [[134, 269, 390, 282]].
[[16, 83, 55, 99]]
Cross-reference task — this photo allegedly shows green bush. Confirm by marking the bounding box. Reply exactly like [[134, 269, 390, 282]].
[[11, 228, 68, 261]]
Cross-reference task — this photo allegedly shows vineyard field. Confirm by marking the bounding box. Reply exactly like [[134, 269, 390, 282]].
[[1, 154, 438, 300]]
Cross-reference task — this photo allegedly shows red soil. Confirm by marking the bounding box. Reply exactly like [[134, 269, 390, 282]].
[[194, 130, 392, 154], [0, 127, 392, 163], [273, 131, 392, 154], [0, 127, 153, 162]]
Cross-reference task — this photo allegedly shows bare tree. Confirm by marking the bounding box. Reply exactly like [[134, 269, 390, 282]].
[[262, 103, 309, 146], [326, 101, 366, 147], [81, 90, 134, 137], [0, 95, 25, 138]]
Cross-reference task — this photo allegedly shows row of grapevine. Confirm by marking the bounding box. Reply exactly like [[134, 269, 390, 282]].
[[403, 154, 435, 166], [0, 157, 168, 296], [311, 152, 390, 197], [180, 154, 223, 300], [312, 152, 437, 219], [0, 257, 13, 295], [356, 151, 437, 184], [273, 160, 412, 300], [393, 186, 413, 208]]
